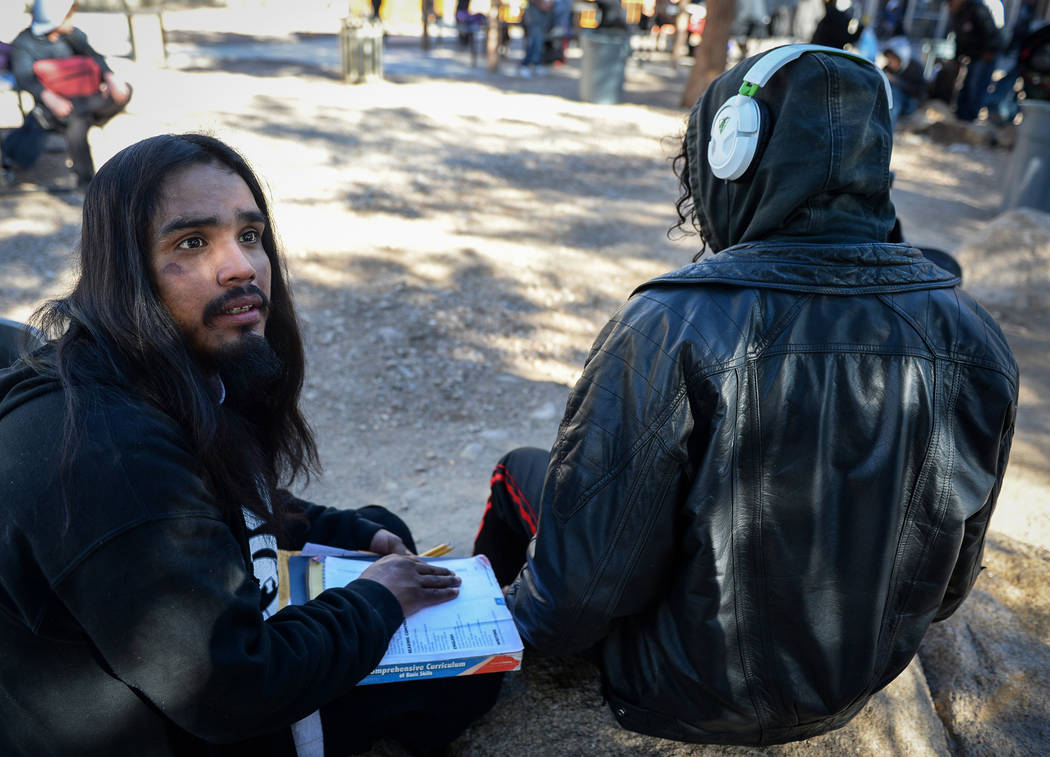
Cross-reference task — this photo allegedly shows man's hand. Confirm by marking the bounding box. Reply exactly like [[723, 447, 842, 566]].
[[102, 72, 131, 105], [40, 89, 72, 118], [369, 528, 411, 555], [359, 555, 461, 617]]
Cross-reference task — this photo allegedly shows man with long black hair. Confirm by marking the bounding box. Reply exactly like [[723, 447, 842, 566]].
[[0, 133, 500, 755]]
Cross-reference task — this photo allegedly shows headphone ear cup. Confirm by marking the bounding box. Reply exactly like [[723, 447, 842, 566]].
[[708, 95, 764, 181], [734, 98, 772, 182]]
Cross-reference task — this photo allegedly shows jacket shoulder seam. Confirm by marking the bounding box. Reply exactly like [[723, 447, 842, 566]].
[[50, 511, 227, 588]]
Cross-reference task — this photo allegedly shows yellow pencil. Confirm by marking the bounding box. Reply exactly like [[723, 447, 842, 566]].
[[420, 543, 453, 557]]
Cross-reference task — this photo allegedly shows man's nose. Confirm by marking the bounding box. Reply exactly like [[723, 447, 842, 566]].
[[215, 237, 257, 286]]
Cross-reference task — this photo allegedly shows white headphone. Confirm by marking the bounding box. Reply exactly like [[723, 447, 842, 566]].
[[707, 44, 894, 181]]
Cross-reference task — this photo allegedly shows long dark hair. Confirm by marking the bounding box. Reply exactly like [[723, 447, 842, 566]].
[[668, 132, 707, 261], [31, 133, 318, 526]]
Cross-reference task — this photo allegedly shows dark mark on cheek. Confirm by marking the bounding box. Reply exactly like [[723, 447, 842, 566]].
[[162, 262, 185, 276]]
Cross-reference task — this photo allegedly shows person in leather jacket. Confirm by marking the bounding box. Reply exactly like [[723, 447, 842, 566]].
[[474, 46, 1019, 746]]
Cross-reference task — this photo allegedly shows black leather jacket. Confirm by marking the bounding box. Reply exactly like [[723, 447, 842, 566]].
[[506, 49, 1019, 745]]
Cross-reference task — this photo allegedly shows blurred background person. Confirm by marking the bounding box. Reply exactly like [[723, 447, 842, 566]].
[[1017, 18, 1050, 102], [983, 0, 1037, 125], [811, 0, 863, 50], [547, 0, 573, 65], [883, 36, 927, 129], [1, 0, 131, 189], [948, 0, 1003, 121], [733, 0, 771, 57], [520, 0, 553, 76]]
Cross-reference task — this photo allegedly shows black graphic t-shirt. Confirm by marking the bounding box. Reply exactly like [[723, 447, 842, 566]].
[[242, 508, 279, 619], [241, 507, 324, 756]]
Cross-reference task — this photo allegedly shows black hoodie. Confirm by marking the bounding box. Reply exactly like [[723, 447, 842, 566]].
[[686, 47, 896, 253], [0, 351, 403, 755]]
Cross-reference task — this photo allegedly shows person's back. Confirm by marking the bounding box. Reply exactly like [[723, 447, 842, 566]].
[[574, 249, 1015, 742], [475, 46, 1018, 745]]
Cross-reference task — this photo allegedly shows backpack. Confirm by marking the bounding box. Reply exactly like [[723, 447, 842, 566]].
[[31, 55, 102, 98]]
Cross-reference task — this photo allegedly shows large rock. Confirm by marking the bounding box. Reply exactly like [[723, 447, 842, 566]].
[[370, 653, 949, 755], [919, 533, 1050, 757], [953, 208, 1050, 312]]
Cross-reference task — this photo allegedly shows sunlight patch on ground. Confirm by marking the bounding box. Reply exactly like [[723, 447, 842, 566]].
[[995, 464, 1050, 550], [0, 199, 75, 237], [890, 139, 1004, 209]]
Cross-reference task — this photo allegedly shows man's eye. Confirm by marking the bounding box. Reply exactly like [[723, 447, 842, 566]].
[[176, 236, 205, 250], [240, 229, 260, 244]]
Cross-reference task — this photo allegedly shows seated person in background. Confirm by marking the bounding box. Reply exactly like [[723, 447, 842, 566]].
[[1, 0, 131, 188], [0, 133, 500, 756], [474, 45, 1018, 746], [882, 37, 927, 128]]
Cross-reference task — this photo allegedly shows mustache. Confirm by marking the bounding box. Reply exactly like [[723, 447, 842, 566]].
[[202, 284, 270, 327]]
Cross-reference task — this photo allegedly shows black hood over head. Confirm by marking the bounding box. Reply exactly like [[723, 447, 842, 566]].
[[686, 47, 896, 252]]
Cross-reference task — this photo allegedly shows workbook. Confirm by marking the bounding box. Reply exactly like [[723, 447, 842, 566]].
[[278, 547, 523, 685]]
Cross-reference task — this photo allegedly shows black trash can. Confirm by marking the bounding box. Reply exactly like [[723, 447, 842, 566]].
[[579, 30, 630, 104]]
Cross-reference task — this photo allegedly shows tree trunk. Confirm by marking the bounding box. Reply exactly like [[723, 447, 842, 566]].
[[671, 8, 689, 69], [680, 0, 737, 107], [422, 0, 433, 52], [487, 2, 502, 72]]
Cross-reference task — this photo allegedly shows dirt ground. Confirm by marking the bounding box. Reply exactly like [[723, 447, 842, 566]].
[[2, 8, 1047, 753]]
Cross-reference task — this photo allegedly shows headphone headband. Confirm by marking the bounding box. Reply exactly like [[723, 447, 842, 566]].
[[737, 44, 893, 109]]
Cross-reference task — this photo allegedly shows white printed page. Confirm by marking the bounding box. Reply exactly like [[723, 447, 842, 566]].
[[321, 555, 522, 664]]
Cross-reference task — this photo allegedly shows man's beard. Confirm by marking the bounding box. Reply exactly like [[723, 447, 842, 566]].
[[212, 332, 284, 421], [186, 284, 282, 417]]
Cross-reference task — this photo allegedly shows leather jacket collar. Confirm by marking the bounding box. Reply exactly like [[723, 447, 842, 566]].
[[636, 242, 960, 296]]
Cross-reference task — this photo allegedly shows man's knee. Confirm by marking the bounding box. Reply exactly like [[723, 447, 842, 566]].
[[496, 446, 549, 481]]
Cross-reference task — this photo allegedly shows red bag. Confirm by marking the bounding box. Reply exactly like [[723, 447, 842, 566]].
[[32, 56, 102, 98]]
